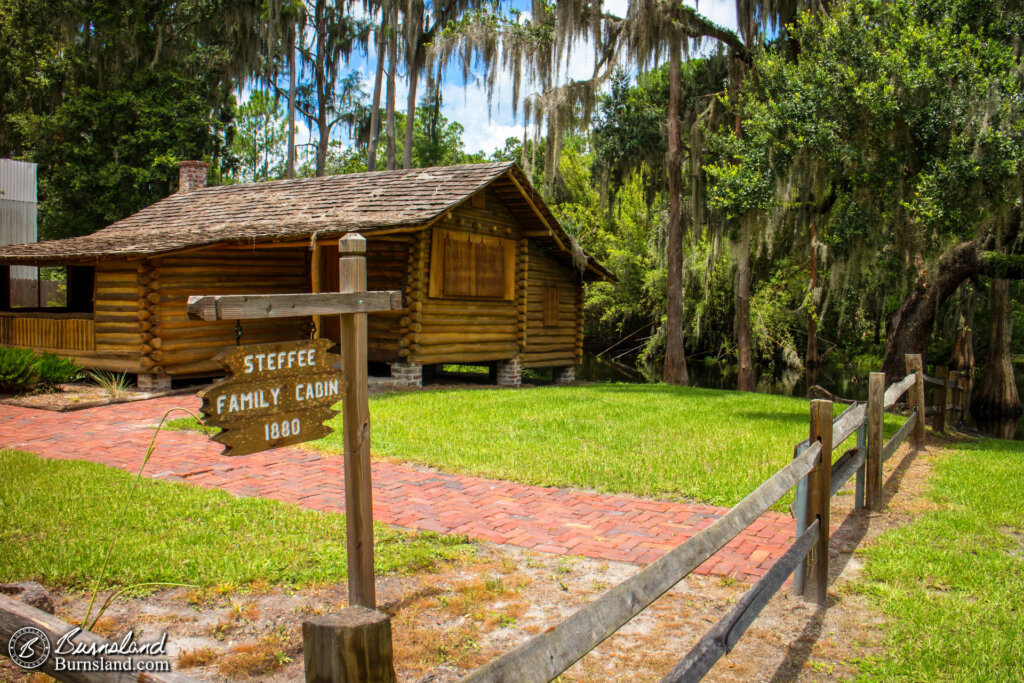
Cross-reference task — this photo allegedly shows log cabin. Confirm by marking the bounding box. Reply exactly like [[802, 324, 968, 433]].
[[0, 161, 612, 390]]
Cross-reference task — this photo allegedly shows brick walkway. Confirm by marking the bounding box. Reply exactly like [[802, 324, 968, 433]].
[[0, 396, 797, 580]]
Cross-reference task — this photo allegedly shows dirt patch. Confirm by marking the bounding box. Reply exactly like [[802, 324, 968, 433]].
[[1, 382, 198, 411], [0, 438, 941, 682]]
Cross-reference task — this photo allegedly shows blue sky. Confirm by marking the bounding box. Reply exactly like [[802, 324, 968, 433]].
[[278, 0, 740, 156]]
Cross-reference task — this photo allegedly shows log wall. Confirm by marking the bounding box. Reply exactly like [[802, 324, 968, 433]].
[[92, 259, 142, 370], [412, 190, 523, 365], [522, 244, 580, 369], [154, 246, 310, 376], [367, 235, 412, 362]]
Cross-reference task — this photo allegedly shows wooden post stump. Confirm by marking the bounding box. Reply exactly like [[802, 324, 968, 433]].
[[866, 373, 884, 510], [905, 354, 926, 447], [804, 399, 833, 605], [303, 607, 397, 683]]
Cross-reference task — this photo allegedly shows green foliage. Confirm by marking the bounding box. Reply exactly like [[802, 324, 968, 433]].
[[0, 347, 40, 393], [1, 0, 248, 238], [855, 438, 1024, 680], [231, 90, 287, 182], [411, 85, 471, 167], [34, 353, 81, 388], [708, 0, 1024, 258], [0, 449, 474, 589], [88, 370, 131, 398]]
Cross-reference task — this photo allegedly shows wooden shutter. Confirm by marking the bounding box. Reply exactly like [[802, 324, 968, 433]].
[[543, 286, 559, 327], [442, 233, 475, 297], [429, 228, 515, 300]]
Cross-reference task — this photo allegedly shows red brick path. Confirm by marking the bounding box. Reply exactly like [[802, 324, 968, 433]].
[[0, 396, 797, 580]]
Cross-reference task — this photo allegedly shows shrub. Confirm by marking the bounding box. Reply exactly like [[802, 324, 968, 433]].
[[0, 347, 40, 393], [34, 353, 82, 388]]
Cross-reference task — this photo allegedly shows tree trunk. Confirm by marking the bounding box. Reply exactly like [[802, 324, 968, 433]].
[[736, 213, 755, 391], [662, 37, 688, 386], [385, 6, 398, 171], [314, 0, 328, 177], [806, 217, 820, 368], [367, 23, 385, 172], [403, 50, 420, 169], [971, 278, 1022, 421], [287, 27, 297, 179], [951, 313, 975, 374], [880, 238, 1024, 381]]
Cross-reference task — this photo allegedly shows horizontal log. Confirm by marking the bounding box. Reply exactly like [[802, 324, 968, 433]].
[[883, 410, 918, 462], [832, 403, 867, 448], [411, 350, 517, 364], [883, 373, 917, 408], [831, 446, 866, 498], [522, 352, 576, 364], [418, 332, 516, 344], [415, 340, 518, 353], [188, 291, 404, 321]]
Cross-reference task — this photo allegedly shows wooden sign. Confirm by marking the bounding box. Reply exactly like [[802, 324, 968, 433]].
[[199, 339, 346, 455]]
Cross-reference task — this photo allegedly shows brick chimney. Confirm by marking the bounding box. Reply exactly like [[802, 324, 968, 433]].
[[178, 160, 209, 193]]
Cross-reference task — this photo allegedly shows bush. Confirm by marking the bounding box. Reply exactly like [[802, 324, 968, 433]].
[[34, 353, 81, 388], [0, 347, 40, 393]]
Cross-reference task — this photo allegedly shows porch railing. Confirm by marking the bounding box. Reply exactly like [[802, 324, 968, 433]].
[[0, 311, 95, 351]]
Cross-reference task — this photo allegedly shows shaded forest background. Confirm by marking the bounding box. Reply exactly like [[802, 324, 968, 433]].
[[1, 0, 1021, 421]]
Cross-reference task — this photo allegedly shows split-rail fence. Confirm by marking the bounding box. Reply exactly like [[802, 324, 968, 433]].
[[0, 354, 966, 683]]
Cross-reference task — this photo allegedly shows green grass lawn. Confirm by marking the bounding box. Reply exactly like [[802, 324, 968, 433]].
[[0, 450, 473, 590], [315, 383, 899, 508], [169, 383, 902, 508], [854, 438, 1024, 681]]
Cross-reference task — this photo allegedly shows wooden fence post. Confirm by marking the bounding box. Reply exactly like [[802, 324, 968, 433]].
[[934, 365, 948, 433], [948, 370, 960, 428], [303, 607, 397, 683], [804, 399, 833, 605], [866, 373, 884, 510], [339, 234, 376, 609], [905, 354, 926, 447], [959, 372, 970, 423]]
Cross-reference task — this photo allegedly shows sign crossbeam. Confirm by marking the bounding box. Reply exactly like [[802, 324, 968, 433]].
[[187, 290, 404, 321]]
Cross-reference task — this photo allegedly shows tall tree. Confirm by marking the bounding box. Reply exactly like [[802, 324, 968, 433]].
[[232, 90, 288, 182], [2, 0, 263, 238], [972, 276, 1023, 423], [705, 0, 1024, 383], [294, 0, 369, 176], [437, 0, 747, 385]]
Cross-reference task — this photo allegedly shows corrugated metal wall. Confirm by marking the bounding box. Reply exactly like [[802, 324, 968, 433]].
[[0, 158, 38, 279]]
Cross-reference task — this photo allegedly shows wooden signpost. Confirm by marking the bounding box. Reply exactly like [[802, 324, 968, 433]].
[[199, 339, 345, 455], [187, 233, 400, 612]]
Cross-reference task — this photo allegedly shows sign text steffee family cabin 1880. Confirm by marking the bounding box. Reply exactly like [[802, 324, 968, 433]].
[[199, 339, 345, 455]]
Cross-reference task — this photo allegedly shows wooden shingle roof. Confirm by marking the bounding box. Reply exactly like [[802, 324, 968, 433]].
[[0, 161, 613, 281]]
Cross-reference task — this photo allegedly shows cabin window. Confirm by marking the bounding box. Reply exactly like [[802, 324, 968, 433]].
[[428, 228, 515, 300], [543, 286, 559, 327]]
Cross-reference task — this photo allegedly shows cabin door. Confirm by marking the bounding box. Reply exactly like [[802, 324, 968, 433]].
[[314, 243, 342, 346]]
